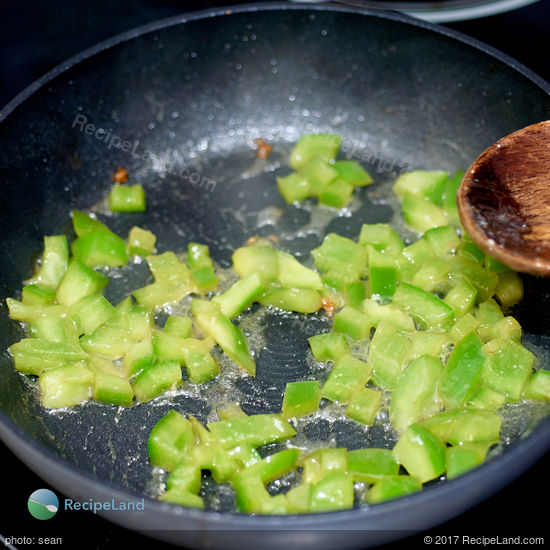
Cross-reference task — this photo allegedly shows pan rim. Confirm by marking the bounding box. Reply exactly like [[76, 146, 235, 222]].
[[1, 1, 549, 120], [1, 0, 550, 535]]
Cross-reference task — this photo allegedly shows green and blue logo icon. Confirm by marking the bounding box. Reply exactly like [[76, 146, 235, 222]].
[[28, 489, 59, 520]]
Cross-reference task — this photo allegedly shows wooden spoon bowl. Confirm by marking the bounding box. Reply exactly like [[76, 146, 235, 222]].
[[457, 120, 550, 276]]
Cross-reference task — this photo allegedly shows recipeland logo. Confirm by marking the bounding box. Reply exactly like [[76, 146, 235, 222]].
[[28, 489, 59, 520], [28, 488, 145, 519]]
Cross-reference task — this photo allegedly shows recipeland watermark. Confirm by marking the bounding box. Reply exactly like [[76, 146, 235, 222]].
[[26, 488, 144, 520], [71, 112, 217, 193], [64, 497, 145, 515]]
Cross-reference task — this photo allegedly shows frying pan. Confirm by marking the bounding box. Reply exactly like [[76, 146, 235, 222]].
[[1, 3, 550, 548]]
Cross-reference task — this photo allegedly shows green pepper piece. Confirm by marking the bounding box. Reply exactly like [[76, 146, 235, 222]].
[[407, 332, 448, 362], [366, 245, 397, 299], [333, 160, 373, 187], [481, 338, 533, 401], [260, 287, 322, 314], [449, 258, 498, 303], [92, 371, 134, 407], [147, 410, 195, 472], [191, 299, 255, 376], [302, 157, 339, 196], [319, 179, 354, 209], [212, 273, 266, 319], [124, 337, 154, 378], [56, 260, 109, 307], [393, 424, 446, 483], [8, 338, 87, 375], [420, 409, 501, 447], [38, 364, 94, 409], [332, 306, 372, 341], [310, 471, 354, 513], [165, 463, 202, 494], [30, 235, 69, 290], [21, 284, 57, 307], [312, 233, 367, 280], [524, 369, 550, 401], [423, 225, 461, 256], [442, 170, 464, 224], [232, 245, 279, 283], [369, 319, 410, 390], [72, 230, 129, 268], [301, 448, 348, 485], [401, 194, 448, 233], [347, 449, 399, 484], [444, 278, 477, 319], [361, 299, 415, 332], [448, 313, 479, 344], [390, 354, 444, 434], [207, 414, 296, 448], [127, 226, 156, 257], [108, 183, 146, 212], [321, 354, 371, 403], [70, 294, 117, 335], [163, 315, 193, 338], [446, 446, 482, 479], [289, 133, 341, 170], [346, 387, 381, 425], [393, 170, 449, 206], [28, 314, 80, 343], [366, 475, 422, 504], [276, 250, 323, 290], [465, 386, 506, 410], [131, 360, 182, 402], [285, 483, 312, 514], [282, 380, 321, 418], [71, 210, 111, 236], [359, 223, 404, 257], [277, 172, 310, 203], [439, 332, 484, 409], [160, 488, 204, 508], [308, 332, 350, 362], [495, 270, 523, 307], [392, 282, 454, 333], [343, 281, 368, 309]]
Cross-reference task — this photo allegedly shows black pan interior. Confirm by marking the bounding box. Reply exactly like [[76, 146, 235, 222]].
[[1, 2, 550, 538]]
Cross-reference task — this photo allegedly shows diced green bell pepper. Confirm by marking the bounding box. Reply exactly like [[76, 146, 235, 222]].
[[346, 387, 381, 425], [392, 282, 454, 333], [524, 369, 550, 401], [282, 380, 321, 418], [481, 338, 533, 401], [207, 414, 296, 448], [321, 354, 371, 403], [38, 364, 93, 409], [72, 230, 129, 268], [390, 354, 444, 434], [308, 332, 350, 362], [127, 226, 156, 257], [289, 134, 341, 170], [366, 475, 422, 504], [56, 260, 109, 307], [347, 448, 399, 484], [131, 360, 182, 402], [393, 423, 446, 483], [148, 410, 195, 472], [439, 332, 484, 409], [8, 338, 87, 375], [108, 183, 146, 212], [368, 319, 410, 390]]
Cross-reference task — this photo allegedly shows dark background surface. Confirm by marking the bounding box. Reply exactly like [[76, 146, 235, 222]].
[[1, 1, 549, 548]]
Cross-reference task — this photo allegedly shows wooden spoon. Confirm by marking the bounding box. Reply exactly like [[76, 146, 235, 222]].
[[457, 120, 550, 276]]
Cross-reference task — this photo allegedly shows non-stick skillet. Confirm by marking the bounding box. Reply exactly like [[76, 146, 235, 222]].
[[1, 3, 550, 549]]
